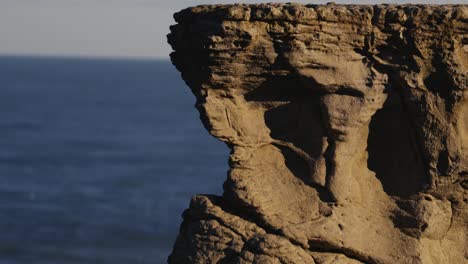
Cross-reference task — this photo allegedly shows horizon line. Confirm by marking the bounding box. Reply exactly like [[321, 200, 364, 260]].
[[0, 53, 172, 62]]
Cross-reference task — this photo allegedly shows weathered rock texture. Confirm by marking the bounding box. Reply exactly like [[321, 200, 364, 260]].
[[167, 3, 468, 264]]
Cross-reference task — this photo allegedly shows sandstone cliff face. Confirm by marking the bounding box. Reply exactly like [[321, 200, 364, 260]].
[[167, 4, 468, 264]]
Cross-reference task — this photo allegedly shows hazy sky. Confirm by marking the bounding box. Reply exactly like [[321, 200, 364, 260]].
[[0, 0, 465, 59]]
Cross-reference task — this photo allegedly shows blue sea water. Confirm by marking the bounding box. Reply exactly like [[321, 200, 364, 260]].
[[0, 56, 228, 264]]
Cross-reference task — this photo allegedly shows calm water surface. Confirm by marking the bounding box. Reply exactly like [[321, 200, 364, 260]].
[[0, 56, 227, 264]]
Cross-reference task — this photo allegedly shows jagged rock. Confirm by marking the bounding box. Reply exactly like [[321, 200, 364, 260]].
[[167, 3, 468, 264]]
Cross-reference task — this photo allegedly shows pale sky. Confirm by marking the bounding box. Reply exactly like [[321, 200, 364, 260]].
[[0, 0, 465, 59]]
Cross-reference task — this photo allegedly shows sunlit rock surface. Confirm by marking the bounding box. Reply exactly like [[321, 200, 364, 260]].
[[167, 3, 468, 263]]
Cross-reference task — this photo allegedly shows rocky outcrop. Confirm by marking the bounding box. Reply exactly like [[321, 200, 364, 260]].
[[167, 3, 468, 264]]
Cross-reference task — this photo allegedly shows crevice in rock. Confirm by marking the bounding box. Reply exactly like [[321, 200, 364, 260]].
[[437, 149, 450, 176], [322, 137, 337, 202], [308, 239, 381, 264], [333, 87, 365, 98], [208, 193, 286, 239]]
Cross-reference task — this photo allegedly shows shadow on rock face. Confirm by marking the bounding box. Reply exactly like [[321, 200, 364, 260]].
[[245, 74, 323, 161], [246, 75, 335, 201], [367, 88, 428, 197]]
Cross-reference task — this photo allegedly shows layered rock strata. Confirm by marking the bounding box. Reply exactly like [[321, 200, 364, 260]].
[[167, 4, 468, 264]]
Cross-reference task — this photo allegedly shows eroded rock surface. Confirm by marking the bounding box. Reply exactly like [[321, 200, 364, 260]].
[[167, 3, 468, 264]]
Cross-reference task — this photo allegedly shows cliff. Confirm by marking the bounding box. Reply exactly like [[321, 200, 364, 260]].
[[167, 3, 468, 264]]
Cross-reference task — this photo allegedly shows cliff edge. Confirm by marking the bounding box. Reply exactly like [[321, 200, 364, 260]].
[[167, 4, 468, 264]]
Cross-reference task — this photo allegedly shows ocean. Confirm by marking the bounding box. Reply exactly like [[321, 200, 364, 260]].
[[0, 56, 228, 264]]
